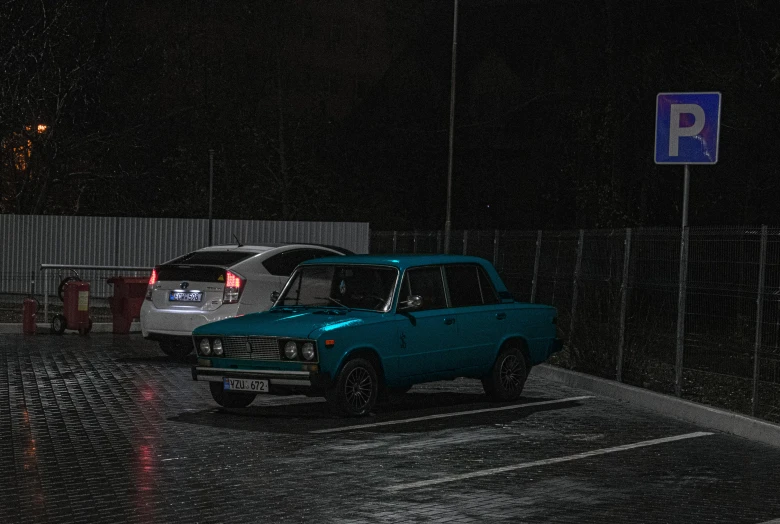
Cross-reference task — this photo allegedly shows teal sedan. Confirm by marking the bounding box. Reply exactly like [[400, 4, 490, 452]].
[[191, 254, 563, 416]]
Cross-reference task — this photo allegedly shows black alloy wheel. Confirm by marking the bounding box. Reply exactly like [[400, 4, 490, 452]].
[[482, 346, 528, 402], [327, 357, 379, 416], [209, 381, 256, 408]]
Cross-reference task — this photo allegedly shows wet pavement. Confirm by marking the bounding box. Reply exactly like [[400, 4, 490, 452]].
[[2, 333, 780, 523]]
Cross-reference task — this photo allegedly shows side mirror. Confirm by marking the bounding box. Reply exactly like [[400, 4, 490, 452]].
[[398, 295, 422, 310], [270, 291, 280, 303]]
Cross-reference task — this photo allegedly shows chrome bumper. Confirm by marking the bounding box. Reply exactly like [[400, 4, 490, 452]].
[[192, 366, 314, 387]]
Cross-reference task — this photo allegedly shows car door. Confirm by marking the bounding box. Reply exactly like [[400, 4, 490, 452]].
[[396, 266, 460, 377], [444, 264, 509, 372]]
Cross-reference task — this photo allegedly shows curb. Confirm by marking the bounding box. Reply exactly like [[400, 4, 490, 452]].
[[0, 322, 141, 334], [534, 363, 780, 449]]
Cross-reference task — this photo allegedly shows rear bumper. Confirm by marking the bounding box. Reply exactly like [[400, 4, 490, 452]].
[[549, 338, 564, 356], [192, 366, 332, 391]]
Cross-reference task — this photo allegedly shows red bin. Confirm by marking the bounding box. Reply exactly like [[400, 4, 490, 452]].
[[108, 276, 149, 334]]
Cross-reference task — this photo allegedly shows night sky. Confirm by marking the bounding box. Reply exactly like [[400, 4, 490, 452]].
[[2, 0, 779, 231]]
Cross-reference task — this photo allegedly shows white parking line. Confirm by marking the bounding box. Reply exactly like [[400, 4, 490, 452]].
[[756, 520, 780, 524], [309, 395, 592, 434], [384, 431, 713, 492]]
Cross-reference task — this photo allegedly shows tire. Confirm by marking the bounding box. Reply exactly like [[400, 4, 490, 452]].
[[482, 346, 528, 402], [51, 314, 67, 335], [209, 381, 256, 408], [326, 357, 379, 416], [159, 339, 193, 358], [57, 276, 81, 301]]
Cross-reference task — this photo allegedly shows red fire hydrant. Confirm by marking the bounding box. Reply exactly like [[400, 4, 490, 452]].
[[22, 297, 38, 335]]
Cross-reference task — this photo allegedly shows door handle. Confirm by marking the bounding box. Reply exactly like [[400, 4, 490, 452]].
[[496, 313, 507, 320], [444, 318, 455, 325]]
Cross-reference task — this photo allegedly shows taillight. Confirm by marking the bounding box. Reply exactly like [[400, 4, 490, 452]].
[[223, 270, 245, 304], [146, 269, 158, 300]]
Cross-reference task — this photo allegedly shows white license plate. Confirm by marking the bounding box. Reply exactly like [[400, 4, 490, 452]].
[[223, 378, 268, 393], [169, 291, 203, 302]]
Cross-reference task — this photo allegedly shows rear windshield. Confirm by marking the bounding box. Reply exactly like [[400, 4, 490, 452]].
[[157, 265, 226, 282], [169, 251, 254, 266]]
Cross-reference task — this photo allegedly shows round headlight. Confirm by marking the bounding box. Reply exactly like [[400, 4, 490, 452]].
[[284, 341, 298, 360], [212, 338, 224, 356], [301, 342, 315, 361], [199, 338, 211, 355]]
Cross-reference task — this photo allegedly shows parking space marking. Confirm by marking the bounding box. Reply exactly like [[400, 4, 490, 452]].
[[384, 431, 713, 492], [310, 395, 592, 434], [756, 520, 780, 523]]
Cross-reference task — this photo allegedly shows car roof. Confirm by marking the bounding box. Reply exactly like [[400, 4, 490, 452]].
[[195, 243, 352, 254], [299, 253, 493, 270]]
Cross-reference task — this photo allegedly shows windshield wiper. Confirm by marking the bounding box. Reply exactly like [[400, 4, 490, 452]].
[[314, 296, 351, 310]]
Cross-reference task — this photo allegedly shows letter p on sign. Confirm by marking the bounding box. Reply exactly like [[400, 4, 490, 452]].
[[655, 92, 721, 164]]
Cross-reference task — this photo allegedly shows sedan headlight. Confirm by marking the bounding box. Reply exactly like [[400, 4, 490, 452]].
[[212, 338, 224, 356], [284, 341, 298, 359], [199, 338, 211, 356], [301, 342, 316, 361]]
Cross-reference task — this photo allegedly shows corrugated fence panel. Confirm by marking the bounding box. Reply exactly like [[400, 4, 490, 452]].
[[0, 215, 369, 296]]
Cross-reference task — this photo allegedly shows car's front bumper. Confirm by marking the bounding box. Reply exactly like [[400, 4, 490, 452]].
[[192, 365, 332, 391]]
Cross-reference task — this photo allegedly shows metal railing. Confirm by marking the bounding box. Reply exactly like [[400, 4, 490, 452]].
[[40, 264, 152, 324]]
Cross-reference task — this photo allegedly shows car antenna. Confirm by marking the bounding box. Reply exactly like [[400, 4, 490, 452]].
[[232, 233, 244, 247]]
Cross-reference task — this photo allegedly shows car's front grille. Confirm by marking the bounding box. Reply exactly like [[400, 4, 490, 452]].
[[222, 336, 280, 361]]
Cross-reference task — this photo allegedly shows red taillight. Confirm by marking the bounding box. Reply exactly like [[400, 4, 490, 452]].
[[223, 271, 245, 304], [145, 269, 157, 300]]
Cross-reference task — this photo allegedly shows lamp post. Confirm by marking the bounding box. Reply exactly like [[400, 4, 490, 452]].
[[208, 149, 214, 246], [444, 0, 459, 254]]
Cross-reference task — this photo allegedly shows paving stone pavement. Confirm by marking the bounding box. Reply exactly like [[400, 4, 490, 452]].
[[2, 333, 780, 524]]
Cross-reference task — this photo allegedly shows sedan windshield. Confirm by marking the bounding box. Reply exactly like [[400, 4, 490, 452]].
[[277, 265, 397, 311]]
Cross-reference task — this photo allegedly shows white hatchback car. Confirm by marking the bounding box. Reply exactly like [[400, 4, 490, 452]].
[[140, 243, 352, 357]]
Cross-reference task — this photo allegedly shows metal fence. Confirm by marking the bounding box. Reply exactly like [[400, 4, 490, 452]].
[[371, 227, 780, 423]]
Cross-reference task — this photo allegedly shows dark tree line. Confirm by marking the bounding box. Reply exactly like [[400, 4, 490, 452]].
[[2, 0, 779, 230]]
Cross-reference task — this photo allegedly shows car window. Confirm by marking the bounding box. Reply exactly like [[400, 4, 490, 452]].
[[399, 266, 447, 311], [277, 264, 397, 311], [263, 249, 336, 277], [445, 264, 499, 307], [170, 251, 254, 266]]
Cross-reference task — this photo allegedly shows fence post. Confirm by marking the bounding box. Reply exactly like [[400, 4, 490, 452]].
[[531, 230, 542, 303], [392, 231, 397, 254], [462, 230, 468, 255], [568, 229, 585, 368], [752, 225, 768, 416], [675, 227, 690, 397], [616, 228, 632, 382], [43, 270, 49, 324]]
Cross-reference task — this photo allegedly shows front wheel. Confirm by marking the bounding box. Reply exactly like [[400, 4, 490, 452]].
[[326, 358, 379, 416], [482, 346, 528, 402], [209, 381, 256, 408]]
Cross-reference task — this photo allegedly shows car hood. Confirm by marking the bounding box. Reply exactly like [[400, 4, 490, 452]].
[[192, 308, 388, 339]]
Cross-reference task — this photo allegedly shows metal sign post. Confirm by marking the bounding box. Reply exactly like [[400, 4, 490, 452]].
[[655, 92, 721, 397]]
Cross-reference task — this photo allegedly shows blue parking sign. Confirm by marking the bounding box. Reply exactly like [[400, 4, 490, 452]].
[[655, 92, 721, 164]]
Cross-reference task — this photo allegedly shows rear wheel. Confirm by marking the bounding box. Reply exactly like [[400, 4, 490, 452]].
[[209, 381, 256, 408], [482, 346, 528, 402], [51, 314, 66, 335], [159, 339, 193, 358], [326, 357, 379, 416]]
